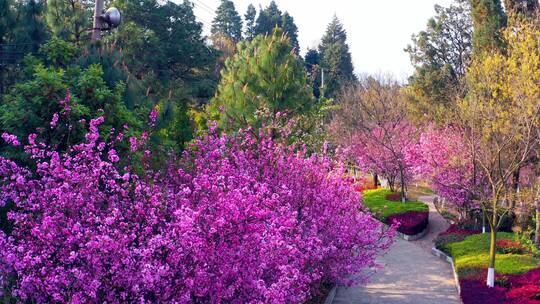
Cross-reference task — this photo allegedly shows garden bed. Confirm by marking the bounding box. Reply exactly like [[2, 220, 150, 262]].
[[362, 189, 429, 236], [434, 228, 540, 303]]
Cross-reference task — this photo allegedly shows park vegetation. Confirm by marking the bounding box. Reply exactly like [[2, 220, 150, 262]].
[[1, 0, 540, 303]]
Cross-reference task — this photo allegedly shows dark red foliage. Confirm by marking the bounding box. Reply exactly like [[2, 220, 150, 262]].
[[505, 269, 540, 303], [385, 193, 401, 201], [459, 269, 540, 304], [386, 211, 429, 235], [460, 279, 508, 304], [355, 184, 378, 193], [507, 285, 540, 304], [439, 224, 478, 237], [497, 240, 529, 254]]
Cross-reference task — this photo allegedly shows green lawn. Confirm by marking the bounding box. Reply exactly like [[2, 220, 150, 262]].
[[446, 233, 540, 276], [362, 188, 429, 220]]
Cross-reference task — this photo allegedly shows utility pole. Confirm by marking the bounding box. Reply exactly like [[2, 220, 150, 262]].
[[91, 0, 105, 43], [320, 67, 325, 98]]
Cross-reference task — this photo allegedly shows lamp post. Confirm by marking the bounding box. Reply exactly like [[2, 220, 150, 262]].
[[91, 2, 122, 43]]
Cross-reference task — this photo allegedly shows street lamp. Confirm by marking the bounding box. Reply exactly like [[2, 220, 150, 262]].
[[91, 2, 122, 43]]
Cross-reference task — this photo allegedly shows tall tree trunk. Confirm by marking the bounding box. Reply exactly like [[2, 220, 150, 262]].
[[487, 198, 498, 288], [535, 199, 540, 249], [399, 166, 406, 203], [373, 174, 379, 187]]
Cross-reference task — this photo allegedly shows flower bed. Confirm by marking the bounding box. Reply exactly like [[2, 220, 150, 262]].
[[362, 189, 429, 236], [385, 192, 401, 201], [434, 224, 478, 255], [387, 211, 429, 236], [439, 232, 540, 304]]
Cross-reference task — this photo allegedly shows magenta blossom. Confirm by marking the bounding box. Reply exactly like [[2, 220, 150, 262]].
[[0, 122, 394, 303], [1, 133, 20, 146]]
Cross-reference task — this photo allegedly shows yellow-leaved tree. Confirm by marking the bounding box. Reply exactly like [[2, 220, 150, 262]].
[[458, 18, 540, 288]]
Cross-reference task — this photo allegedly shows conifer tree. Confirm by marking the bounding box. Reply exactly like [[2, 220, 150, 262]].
[[0, 0, 15, 44], [318, 16, 356, 98], [46, 0, 92, 42], [206, 28, 313, 132], [254, 1, 299, 51], [305, 48, 322, 98], [211, 0, 243, 42], [470, 0, 506, 53], [504, 0, 538, 17], [244, 4, 257, 40]]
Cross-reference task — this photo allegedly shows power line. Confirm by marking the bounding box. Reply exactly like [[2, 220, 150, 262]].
[[192, 0, 216, 13]]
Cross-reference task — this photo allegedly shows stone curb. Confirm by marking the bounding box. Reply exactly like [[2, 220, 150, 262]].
[[323, 285, 337, 304], [383, 222, 429, 241], [431, 247, 462, 300]]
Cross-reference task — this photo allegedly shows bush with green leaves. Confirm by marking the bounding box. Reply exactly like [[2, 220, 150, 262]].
[[206, 28, 314, 132]]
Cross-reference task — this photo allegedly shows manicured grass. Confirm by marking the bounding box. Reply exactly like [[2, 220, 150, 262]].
[[447, 233, 540, 276], [362, 188, 428, 220]]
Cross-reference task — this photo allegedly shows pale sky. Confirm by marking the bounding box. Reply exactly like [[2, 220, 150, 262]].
[[192, 0, 455, 81]]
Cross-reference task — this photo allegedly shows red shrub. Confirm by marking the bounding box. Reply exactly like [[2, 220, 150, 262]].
[[459, 269, 540, 304], [507, 285, 540, 304], [497, 240, 529, 255], [460, 279, 508, 304], [439, 224, 478, 237], [385, 193, 401, 201], [386, 211, 429, 235], [355, 184, 378, 193]]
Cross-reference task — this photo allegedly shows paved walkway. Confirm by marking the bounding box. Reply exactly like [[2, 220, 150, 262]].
[[331, 195, 461, 304]]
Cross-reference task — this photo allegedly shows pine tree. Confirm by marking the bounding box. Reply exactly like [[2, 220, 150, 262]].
[[471, 0, 506, 53], [46, 0, 92, 42], [318, 16, 356, 98], [0, 0, 15, 44], [504, 0, 538, 18], [244, 4, 257, 40], [211, 0, 243, 42], [206, 28, 314, 132], [281, 12, 299, 52], [254, 1, 300, 51], [305, 48, 322, 98]]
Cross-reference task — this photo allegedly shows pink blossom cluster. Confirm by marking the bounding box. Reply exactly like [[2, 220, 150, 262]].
[[346, 122, 418, 189], [413, 126, 479, 208], [0, 122, 393, 303]]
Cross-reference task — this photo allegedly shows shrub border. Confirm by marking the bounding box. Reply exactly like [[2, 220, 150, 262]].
[[432, 247, 462, 298]]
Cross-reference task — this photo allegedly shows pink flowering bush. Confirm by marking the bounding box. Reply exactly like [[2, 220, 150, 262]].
[[0, 118, 394, 303], [346, 122, 419, 196], [413, 126, 483, 212]]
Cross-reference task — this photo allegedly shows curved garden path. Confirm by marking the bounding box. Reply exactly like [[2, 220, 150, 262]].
[[331, 195, 461, 304]]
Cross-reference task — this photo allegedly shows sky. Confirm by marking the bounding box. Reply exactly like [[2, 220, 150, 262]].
[[191, 0, 456, 81]]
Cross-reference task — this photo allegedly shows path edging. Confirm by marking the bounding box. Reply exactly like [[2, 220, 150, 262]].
[[383, 223, 429, 241], [431, 247, 462, 299], [323, 285, 337, 304]]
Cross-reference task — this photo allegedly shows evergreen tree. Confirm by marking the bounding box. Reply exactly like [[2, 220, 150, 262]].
[[318, 16, 356, 98], [244, 4, 257, 40], [281, 12, 299, 52], [206, 28, 314, 132], [254, 1, 300, 51], [15, 0, 48, 50], [0, 38, 144, 165], [504, 0, 538, 18], [46, 0, 92, 43], [471, 0, 506, 52], [0, 0, 15, 44], [211, 0, 243, 42], [405, 0, 473, 122], [304, 48, 322, 98]]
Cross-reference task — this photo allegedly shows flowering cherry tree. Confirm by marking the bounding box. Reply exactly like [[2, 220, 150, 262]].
[[413, 126, 481, 217], [331, 76, 419, 201], [0, 112, 394, 303]]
